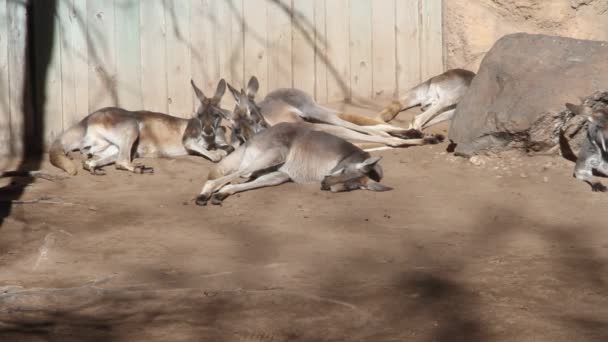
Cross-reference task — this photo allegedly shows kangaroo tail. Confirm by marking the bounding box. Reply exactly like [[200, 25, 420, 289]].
[[49, 123, 85, 175], [558, 128, 578, 162]]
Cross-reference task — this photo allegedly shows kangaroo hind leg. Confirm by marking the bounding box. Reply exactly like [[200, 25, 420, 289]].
[[211, 171, 290, 205], [196, 148, 285, 205]]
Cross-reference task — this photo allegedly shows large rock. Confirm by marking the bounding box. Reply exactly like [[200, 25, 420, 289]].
[[449, 33, 608, 156]]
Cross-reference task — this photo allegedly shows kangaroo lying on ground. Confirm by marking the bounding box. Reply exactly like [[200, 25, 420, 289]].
[[224, 77, 442, 148], [50, 80, 231, 175], [377, 69, 475, 130], [565, 102, 608, 192], [195, 122, 393, 206]]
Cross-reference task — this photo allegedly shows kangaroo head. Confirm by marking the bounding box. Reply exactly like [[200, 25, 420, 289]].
[[225, 76, 269, 144], [191, 79, 228, 145], [321, 156, 392, 193], [566, 102, 608, 153]]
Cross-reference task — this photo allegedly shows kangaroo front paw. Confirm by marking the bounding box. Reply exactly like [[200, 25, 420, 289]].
[[134, 164, 154, 174], [83, 160, 106, 176], [592, 182, 607, 192]]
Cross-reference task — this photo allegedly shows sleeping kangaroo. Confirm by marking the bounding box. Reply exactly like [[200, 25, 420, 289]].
[[565, 102, 608, 192], [224, 77, 443, 148], [50, 79, 231, 175], [195, 122, 392, 206], [377, 69, 475, 130]]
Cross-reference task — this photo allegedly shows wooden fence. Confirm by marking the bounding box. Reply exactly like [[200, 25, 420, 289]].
[[0, 0, 443, 154]]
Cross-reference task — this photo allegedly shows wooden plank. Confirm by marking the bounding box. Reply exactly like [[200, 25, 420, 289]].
[[243, 0, 268, 97], [266, 0, 292, 90], [349, 0, 372, 99], [190, 0, 220, 108], [140, 0, 167, 113], [114, 0, 142, 110], [324, 0, 350, 102], [34, 0, 63, 146], [216, 0, 243, 110], [58, 0, 89, 129], [291, 0, 315, 95], [313, 0, 327, 103], [165, 0, 191, 117], [7, 0, 28, 155], [0, 0, 10, 155], [395, 0, 421, 93], [420, 0, 443, 80], [371, 0, 396, 99], [71, 0, 89, 123], [228, 0, 245, 88], [87, 0, 117, 111]]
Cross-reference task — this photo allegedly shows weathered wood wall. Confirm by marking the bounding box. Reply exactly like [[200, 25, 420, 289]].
[[0, 0, 443, 154]]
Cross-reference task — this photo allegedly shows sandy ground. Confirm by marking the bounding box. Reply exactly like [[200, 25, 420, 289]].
[[1, 102, 608, 342]]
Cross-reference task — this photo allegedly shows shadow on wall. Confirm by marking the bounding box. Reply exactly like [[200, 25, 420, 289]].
[[0, 0, 54, 225]]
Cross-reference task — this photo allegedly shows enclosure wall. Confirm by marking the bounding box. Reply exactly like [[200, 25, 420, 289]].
[[0, 0, 443, 154]]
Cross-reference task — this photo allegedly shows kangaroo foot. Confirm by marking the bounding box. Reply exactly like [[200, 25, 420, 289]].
[[389, 128, 424, 139], [211, 192, 229, 205], [195, 195, 209, 206], [592, 182, 607, 192]]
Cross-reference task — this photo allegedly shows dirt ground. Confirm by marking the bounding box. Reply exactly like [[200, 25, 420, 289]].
[[1, 102, 608, 342]]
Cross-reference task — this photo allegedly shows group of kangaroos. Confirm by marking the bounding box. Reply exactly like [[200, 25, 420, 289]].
[[46, 66, 608, 205]]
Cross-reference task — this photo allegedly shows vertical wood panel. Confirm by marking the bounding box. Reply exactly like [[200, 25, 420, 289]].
[[313, 0, 327, 103], [292, 0, 315, 96], [165, 0, 191, 117], [71, 0, 89, 121], [191, 0, 220, 103], [396, 0, 421, 94], [58, 0, 90, 127], [349, 0, 372, 99], [325, 0, 350, 102], [140, 0, 167, 113], [227, 0, 245, 88], [371, 0, 396, 99], [115, 0, 142, 110], [34, 0, 63, 144], [7, 0, 25, 154], [267, 0, 292, 90], [87, 0, 117, 111], [420, 0, 443, 80], [3, 0, 444, 147], [243, 0, 268, 97], [0, 0, 10, 155]]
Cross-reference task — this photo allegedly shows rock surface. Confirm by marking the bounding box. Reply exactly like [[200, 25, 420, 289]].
[[449, 33, 608, 157], [445, 0, 608, 70]]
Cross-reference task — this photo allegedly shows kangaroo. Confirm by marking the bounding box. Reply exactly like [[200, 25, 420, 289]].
[[50, 79, 231, 175], [565, 102, 608, 192], [195, 122, 392, 206], [224, 77, 443, 148], [377, 69, 475, 130]]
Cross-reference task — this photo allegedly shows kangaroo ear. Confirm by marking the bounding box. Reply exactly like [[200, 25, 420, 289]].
[[247, 76, 259, 99], [566, 103, 592, 117], [212, 79, 226, 104], [227, 82, 241, 103], [239, 89, 249, 112], [356, 156, 382, 173], [364, 180, 392, 192], [327, 167, 346, 177], [191, 79, 206, 102]]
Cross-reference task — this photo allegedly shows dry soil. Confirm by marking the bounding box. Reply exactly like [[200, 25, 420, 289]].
[[1, 103, 607, 342]]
